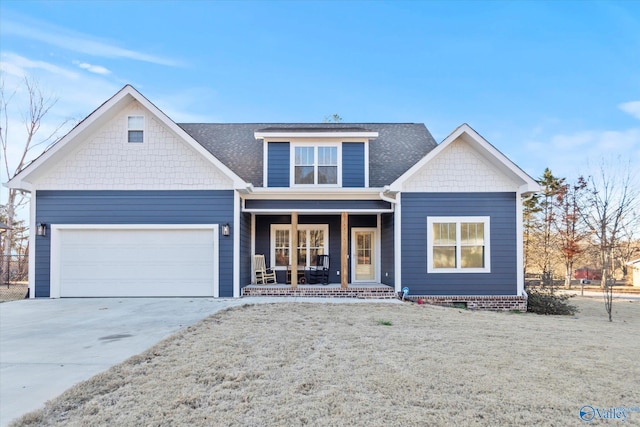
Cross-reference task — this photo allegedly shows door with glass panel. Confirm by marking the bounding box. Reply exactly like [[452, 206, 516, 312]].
[[352, 228, 376, 282]]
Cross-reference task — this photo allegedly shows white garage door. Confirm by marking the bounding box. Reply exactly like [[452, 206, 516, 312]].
[[51, 225, 218, 297]]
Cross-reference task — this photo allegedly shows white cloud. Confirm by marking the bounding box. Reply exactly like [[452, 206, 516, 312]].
[[619, 101, 640, 120], [549, 130, 596, 150], [522, 127, 640, 182], [0, 52, 79, 79], [1, 13, 181, 67], [72, 60, 111, 75]]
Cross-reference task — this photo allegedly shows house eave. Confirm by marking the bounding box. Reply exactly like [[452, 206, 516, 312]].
[[7, 85, 248, 191], [389, 123, 540, 193], [242, 187, 387, 200]]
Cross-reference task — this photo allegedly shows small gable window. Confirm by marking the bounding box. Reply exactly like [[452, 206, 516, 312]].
[[293, 144, 339, 186], [128, 116, 144, 143]]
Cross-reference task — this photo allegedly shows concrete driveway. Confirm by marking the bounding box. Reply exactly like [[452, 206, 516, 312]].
[[0, 297, 251, 426], [0, 296, 399, 426]]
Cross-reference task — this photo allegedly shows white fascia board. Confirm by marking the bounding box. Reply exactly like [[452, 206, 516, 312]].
[[243, 187, 387, 200], [28, 191, 36, 298], [389, 123, 540, 193], [254, 131, 378, 139], [7, 85, 251, 191]]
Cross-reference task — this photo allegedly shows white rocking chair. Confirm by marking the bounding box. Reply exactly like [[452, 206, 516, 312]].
[[254, 254, 277, 284]]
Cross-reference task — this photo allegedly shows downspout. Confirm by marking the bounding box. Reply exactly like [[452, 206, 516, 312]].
[[234, 183, 253, 298], [518, 190, 537, 298]]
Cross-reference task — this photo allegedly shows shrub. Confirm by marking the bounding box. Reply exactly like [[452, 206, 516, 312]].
[[526, 288, 579, 315]]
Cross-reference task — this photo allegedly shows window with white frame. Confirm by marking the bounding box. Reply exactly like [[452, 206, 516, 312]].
[[128, 115, 144, 143], [427, 217, 490, 273], [270, 224, 328, 269], [292, 144, 339, 185]]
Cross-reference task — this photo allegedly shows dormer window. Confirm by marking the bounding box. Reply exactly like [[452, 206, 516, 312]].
[[128, 116, 144, 143], [293, 144, 339, 185], [255, 127, 378, 188]]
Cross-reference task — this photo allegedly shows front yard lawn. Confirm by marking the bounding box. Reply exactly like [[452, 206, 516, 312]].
[[13, 297, 640, 426]]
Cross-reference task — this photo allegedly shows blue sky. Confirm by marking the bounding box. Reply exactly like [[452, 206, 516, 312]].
[[1, 0, 639, 190]]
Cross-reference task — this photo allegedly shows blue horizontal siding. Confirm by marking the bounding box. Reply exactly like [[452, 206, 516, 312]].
[[401, 192, 517, 296], [342, 142, 365, 187], [245, 199, 391, 211], [267, 142, 290, 187], [380, 213, 395, 287], [35, 190, 235, 298]]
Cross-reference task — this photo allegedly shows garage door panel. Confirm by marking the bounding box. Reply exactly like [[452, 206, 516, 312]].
[[56, 227, 217, 297]]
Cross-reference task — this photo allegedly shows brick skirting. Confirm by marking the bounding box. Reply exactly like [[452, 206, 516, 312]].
[[413, 295, 528, 311], [242, 284, 397, 299]]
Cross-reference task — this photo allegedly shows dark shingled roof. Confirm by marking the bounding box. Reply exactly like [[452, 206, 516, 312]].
[[256, 126, 373, 133], [178, 123, 437, 187]]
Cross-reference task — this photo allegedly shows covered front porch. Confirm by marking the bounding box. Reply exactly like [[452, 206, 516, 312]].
[[242, 283, 397, 299], [239, 189, 398, 297]]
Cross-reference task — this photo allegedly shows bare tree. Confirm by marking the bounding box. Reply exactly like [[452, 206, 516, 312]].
[[582, 159, 640, 321], [523, 193, 541, 276], [554, 176, 588, 289], [1, 76, 67, 278]]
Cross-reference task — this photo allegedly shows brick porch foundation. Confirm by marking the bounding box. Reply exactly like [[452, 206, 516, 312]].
[[414, 295, 528, 311], [242, 284, 397, 299]]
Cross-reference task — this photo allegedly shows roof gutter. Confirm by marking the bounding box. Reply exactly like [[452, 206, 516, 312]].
[[379, 186, 398, 204]]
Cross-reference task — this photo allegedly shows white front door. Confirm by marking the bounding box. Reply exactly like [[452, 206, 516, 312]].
[[352, 228, 377, 282]]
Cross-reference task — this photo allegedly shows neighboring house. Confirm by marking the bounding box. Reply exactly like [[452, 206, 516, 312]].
[[6, 85, 540, 309], [574, 267, 602, 281], [628, 259, 640, 287]]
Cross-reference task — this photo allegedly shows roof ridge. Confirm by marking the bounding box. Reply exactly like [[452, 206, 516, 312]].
[[177, 122, 425, 125]]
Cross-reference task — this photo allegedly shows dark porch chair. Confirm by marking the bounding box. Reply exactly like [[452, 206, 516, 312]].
[[307, 254, 330, 285]]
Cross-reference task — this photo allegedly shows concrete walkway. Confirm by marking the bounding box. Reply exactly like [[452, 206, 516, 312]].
[[0, 297, 400, 426]]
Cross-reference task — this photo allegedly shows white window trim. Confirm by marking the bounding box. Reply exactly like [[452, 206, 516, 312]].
[[290, 142, 342, 187], [127, 115, 145, 144], [427, 216, 491, 273], [270, 224, 329, 270]]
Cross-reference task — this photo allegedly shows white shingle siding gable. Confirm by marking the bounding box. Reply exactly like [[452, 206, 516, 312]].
[[403, 139, 518, 192], [36, 102, 234, 190]]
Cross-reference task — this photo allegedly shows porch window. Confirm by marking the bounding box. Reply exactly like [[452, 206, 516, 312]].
[[274, 229, 290, 267], [292, 144, 339, 186], [427, 217, 490, 273], [270, 224, 328, 269]]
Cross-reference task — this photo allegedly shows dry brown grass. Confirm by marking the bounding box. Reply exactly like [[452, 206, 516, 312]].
[[12, 297, 640, 427], [0, 283, 28, 302]]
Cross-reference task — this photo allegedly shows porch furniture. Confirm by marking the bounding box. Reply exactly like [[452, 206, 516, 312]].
[[254, 254, 277, 284], [307, 254, 330, 285], [286, 265, 307, 284]]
